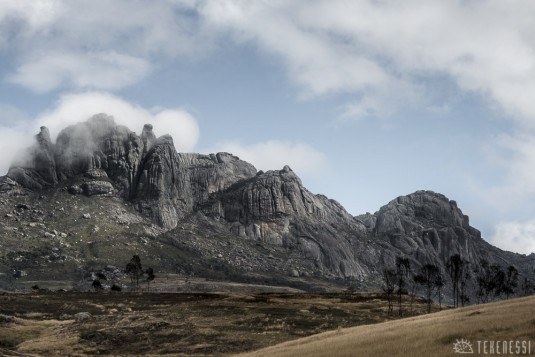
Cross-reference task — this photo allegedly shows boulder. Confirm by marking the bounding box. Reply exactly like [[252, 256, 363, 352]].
[[81, 181, 115, 196]]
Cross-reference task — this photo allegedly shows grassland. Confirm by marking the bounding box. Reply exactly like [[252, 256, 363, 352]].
[[0, 290, 434, 356], [239, 295, 535, 357]]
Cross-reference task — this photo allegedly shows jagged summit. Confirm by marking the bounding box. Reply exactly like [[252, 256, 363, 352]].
[[1, 114, 534, 292]]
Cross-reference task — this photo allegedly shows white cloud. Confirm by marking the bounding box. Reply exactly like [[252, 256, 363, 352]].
[[0, 104, 34, 176], [196, 1, 535, 123], [9, 51, 151, 93], [4, 0, 535, 124], [1, 0, 209, 92], [209, 140, 327, 177], [490, 219, 535, 255], [0, 92, 200, 175], [36, 92, 199, 152]]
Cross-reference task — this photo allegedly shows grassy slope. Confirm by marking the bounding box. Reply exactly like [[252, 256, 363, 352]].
[[238, 296, 535, 357]]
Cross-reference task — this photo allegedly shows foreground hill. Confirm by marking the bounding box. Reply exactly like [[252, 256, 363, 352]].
[[239, 296, 535, 357], [1, 114, 534, 295]]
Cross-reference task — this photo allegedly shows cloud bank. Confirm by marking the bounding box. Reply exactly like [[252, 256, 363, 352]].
[[4, 1, 535, 253], [4, 0, 535, 123]]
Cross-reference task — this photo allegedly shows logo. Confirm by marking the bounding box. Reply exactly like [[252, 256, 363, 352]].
[[452, 338, 532, 355], [453, 339, 474, 354]]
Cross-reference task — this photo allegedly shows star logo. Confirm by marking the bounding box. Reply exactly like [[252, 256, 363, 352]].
[[453, 338, 474, 354]]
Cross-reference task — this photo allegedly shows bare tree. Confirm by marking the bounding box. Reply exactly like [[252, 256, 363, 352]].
[[395, 256, 411, 317], [414, 263, 442, 313], [125, 255, 144, 291], [436, 274, 445, 311], [474, 260, 505, 303], [502, 266, 518, 299], [382, 268, 397, 316], [521, 277, 533, 296], [459, 260, 471, 307], [447, 254, 462, 307], [145, 267, 155, 291]]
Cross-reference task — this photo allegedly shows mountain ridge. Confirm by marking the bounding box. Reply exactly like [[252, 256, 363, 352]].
[[1, 114, 533, 296]]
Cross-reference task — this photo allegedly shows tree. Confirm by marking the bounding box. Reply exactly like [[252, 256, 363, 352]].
[[408, 275, 418, 314], [435, 274, 445, 311], [414, 264, 442, 313], [474, 260, 505, 303], [395, 256, 411, 316], [92, 279, 103, 291], [145, 267, 155, 291], [459, 260, 471, 307], [446, 254, 463, 307], [125, 255, 144, 291], [521, 277, 533, 296], [382, 268, 397, 316], [447, 254, 471, 307], [491, 265, 506, 300], [502, 266, 518, 299]]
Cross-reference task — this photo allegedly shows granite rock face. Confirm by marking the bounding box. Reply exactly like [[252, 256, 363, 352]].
[[4, 115, 534, 284], [8, 114, 257, 229], [205, 166, 377, 279], [8, 127, 58, 190]]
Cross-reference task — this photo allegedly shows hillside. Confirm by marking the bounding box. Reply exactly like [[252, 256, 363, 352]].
[[1, 114, 534, 295], [239, 296, 535, 357]]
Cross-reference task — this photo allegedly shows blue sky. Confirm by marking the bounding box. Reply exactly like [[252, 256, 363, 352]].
[[1, 0, 535, 254]]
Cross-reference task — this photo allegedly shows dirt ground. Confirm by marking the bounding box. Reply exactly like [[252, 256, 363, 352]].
[[0, 290, 434, 356]]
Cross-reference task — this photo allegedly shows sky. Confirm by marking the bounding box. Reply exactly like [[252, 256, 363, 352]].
[[1, 0, 535, 254]]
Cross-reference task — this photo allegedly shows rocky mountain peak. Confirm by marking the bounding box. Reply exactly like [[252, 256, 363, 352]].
[[141, 123, 156, 152], [3, 114, 534, 290], [374, 190, 472, 235], [7, 114, 258, 230]]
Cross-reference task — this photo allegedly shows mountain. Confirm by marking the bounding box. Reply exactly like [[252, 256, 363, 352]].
[[1, 114, 534, 295]]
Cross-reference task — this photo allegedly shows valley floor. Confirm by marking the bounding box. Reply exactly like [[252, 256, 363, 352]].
[[0, 290, 434, 356]]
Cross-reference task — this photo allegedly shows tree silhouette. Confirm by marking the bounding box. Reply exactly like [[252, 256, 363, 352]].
[[521, 277, 533, 296], [446, 254, 463, 307], [125, 255, 144, 291], [382, 268, 397, 316], [502, 265, 518, 299], [395, 256, 411, 316], [92, 279, 103, 291], [414, 263, 442, 313], [459, 259, 471, 307], [474, 260, 506, 303], [145, 267, 155, 291]]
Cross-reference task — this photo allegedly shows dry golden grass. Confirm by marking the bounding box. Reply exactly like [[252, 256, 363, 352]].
[[238, 296, 535, 357]]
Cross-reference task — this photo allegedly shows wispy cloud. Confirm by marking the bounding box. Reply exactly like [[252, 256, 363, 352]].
[[9, 51, 151, 93], [490, 219, 535, 255], [0, 103, 34, 175], [209, 140, 328, 177], [0, 0, 210, 92], [197, 1, 535, 123], [4, 1, 535, 123]]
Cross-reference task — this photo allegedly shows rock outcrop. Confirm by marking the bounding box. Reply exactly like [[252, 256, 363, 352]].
[[8, 126, 58, 190], [204, 166, 378, 279], [4, 115, 534, 287], [8, 114, 256, 229]]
